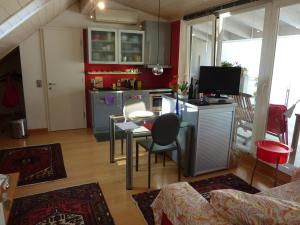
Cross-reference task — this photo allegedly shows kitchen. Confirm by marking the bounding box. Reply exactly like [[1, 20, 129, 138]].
[[85, 21, 180, 136]]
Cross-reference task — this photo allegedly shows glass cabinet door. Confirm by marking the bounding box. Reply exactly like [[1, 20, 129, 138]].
[[119, 30, 144, 64], [88, 28, 117, 64]]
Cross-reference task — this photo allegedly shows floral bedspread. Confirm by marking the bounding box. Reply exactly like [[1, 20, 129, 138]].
[[151, 172, 300, 225], [151, 182, 230, 225]]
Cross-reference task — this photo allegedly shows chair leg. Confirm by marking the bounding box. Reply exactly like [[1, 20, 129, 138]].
[[250, 158, 258, 185], [136, 142, 139, 172], [121, 134, 124, 155], [176, 140, 181, 182], [148, 151, 151, 188], [163, 152, 166, 167]]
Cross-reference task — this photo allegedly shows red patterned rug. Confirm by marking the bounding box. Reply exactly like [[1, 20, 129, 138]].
[[0, 143, 67, 186], [8, 183, 115, 225], [132, 174, 259, 225]]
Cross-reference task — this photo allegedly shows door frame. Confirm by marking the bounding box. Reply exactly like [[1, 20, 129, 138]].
[[178, 15, 217, 83], [42, 27, 86, 131]]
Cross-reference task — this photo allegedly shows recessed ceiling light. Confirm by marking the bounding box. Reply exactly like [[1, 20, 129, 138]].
[[97, 1, 105, 10], [90, 15, 94, 19]]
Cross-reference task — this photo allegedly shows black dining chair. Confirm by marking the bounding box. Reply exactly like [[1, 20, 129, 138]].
[[135, 113, 181, 188]]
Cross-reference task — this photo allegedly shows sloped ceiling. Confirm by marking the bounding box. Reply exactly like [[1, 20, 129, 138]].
[[0, 0, 75, 59], [111, 0, 235, 20]]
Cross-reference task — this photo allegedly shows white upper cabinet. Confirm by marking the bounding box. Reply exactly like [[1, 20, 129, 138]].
[[87, 28, 144, 65], [119, 30, 144, 65], [88, 28, 118, 64]]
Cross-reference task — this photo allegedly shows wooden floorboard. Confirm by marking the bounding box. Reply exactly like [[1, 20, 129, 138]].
[[0, 128, 291, 225]]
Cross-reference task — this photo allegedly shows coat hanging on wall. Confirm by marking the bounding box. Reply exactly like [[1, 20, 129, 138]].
[[2, 73, 19, 108]]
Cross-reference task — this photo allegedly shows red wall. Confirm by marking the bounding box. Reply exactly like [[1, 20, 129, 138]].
[[85, 21, 180, 127]]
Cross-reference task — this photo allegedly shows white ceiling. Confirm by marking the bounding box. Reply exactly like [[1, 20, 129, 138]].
[[0, 0, 75, 58], [1, 0, 300, 59], [111, 0, 235, 20]]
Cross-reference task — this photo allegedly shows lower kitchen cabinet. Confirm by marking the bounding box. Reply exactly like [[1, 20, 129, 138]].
[[90, 91, 123, 132]]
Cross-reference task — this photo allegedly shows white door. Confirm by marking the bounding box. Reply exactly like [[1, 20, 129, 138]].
[[43, 28, 86, 131]]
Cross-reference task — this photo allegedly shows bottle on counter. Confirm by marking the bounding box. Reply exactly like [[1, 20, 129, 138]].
[[194, 80, 199, 99], [117, 80, 121, 89], [188, 77, 194, 99]]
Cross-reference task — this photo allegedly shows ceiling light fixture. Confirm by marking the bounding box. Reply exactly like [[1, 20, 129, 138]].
[[152, 0, 164, 76], [97, 1, 105, 10]]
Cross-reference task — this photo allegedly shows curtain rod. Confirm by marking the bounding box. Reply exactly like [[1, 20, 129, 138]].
[[183, 0, 261, 20]]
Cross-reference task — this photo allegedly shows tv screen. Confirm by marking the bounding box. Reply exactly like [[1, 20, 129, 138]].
[[198, 66, 241, 96]]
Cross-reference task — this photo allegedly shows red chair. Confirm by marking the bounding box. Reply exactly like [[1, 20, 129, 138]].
[[266, 104, 288, 144], [251, 140, 293, 186]]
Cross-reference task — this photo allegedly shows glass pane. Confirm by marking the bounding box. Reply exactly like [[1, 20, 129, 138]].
[[91, 30, 115, 62], [190, 21, 213, 81], [120, 32, 143, 63], [219, 8, 265, 152], [268, 3, 300, 166]]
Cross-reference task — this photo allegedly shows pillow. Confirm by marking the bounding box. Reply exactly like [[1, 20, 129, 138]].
[[210, 189, 300, 225]]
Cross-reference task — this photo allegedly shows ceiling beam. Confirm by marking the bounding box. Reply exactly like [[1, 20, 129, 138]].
[[280, 8, 300, 29], [80, 0, 93, 14], [231, 14, 264, 31], [223, 19, 251, 38]]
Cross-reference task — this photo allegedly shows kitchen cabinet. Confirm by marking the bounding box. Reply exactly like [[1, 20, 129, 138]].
[[87, 28, 144, 65], [122, 91, 149, 109], [88, 28, 118, 64], [162, 95, 235, 176], [119, 30, 144, 65], [90, 91, 123, 132], [143, 21, 171, 67]]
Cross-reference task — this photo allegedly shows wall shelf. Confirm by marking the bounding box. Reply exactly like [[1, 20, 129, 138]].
[[87, 71, 141, 75]]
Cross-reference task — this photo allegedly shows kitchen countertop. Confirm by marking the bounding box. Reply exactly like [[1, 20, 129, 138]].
[[162, 93, 237, 109], [89, 88, 172, 94]]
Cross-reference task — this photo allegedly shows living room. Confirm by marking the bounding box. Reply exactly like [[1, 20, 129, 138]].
[[0, 0, 300, 224]]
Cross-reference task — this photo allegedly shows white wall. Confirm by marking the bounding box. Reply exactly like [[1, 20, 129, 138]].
[[20, 31, 47, 129], [18, 2, 160, 130]]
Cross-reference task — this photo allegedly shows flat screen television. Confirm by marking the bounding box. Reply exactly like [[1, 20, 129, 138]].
[[198, 66, 241, 97]]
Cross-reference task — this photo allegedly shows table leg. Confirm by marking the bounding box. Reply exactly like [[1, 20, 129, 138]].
[[290, 114, 300, 164], [109, 116, 115, 163], [274, 157, 280, 187], [126, 130, 133, 190], [250, 158, 258, 185]]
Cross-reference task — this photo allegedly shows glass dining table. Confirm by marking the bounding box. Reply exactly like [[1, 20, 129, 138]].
[[109, 111, 155, 190]]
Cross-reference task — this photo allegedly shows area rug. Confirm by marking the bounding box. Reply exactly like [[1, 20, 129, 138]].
[[0, 143, 67, 186], [8, 183, 115, 225], [132, 173, 259, 225]]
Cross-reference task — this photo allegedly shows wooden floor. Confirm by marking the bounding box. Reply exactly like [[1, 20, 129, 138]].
[[0, 129, 291, 225]]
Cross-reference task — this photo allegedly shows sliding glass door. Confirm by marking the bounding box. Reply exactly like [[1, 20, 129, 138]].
[[189, 19, 215, 81], [266, 1, 300, 167], [217, 7, 266, 152]]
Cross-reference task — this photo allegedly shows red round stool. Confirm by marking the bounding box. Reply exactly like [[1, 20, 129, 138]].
[[251, 140, 293, 186]]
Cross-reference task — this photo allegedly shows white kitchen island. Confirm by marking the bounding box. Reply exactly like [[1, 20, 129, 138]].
[[162, 95, 236, 176]]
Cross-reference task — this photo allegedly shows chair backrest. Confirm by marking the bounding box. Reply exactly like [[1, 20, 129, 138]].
[[267, 104, 288, 135], [233, 92, 254, 123], [151, 113, 180, 146], [123, 99, 146, 120]]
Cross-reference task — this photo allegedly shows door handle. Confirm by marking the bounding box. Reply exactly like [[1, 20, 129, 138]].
[[48, 82, 56, 86]]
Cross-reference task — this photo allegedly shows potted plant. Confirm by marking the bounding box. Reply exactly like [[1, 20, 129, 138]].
[[178, 81, 189, 99]]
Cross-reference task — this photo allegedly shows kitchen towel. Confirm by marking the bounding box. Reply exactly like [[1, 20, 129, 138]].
[[104, 95, 115, 105]]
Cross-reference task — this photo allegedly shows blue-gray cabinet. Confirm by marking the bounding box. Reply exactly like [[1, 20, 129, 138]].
[[90, 91, 123, 132]]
